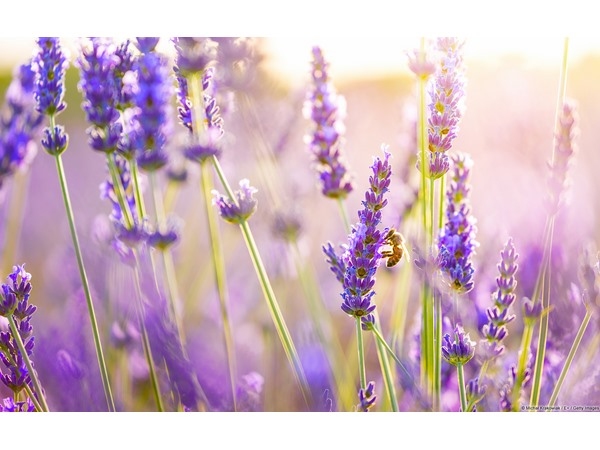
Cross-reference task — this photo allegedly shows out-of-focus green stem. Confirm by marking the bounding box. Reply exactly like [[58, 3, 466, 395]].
[[548, 308, 592, 407], [530, 38, 570, 407], [457, 363, 467, 412], [199, 161, 238, 411], [53, 150, 115, 412], [337, 198, 352, 234]]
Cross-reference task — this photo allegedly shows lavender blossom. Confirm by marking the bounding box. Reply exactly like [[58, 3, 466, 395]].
[[235, 371, 264, 412], [357, 381, 376, 412], [173, 37, 217, 76], [304, 46, 353, 199], [441, 324, 475, 366], [0, 397, 35, 412], [547, 99, 578, 215], [335, 147, 392, 326], [212, 179, 258, 224], [480, 239, 518, 360], [147, 215, 182, 250], [465, 377, 486, 411], [76, 38, 122, 154], [32, 37, 69, 156], [418, 38, 466, 179], [0, 61, 43, 186], [212, 37, 259, 90], [0, 265, 37, 396], [438, 153, 477, 294], [131, 39, 172, 171]]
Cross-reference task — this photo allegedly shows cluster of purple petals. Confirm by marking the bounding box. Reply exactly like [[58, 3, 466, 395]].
[[0, 61, 43, 186], [173, 38, 224, 163], [418, 38, 466, 179], [480, 238, 518, 360], [77, 38, 124, 154], [437, 153, 477, 294], [441, 324, 475, 366], [212, 179, 258, 224], [211, 37, 258, 90], [0, 397, 35, 412], [337, 148, 392, 326], [547, 99, 578, 215], [357, 381, 376, 411], [32, 37, 69, 156], [0, 266, 37, 396], [499, 361, 531, 412], [131, 39, 172, 171], [304, 46, 353, 199]]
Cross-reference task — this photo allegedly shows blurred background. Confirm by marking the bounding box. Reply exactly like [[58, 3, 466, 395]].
[[1, 37, 600, 411]]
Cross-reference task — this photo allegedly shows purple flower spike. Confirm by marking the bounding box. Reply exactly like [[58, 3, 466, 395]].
[[332, 146, 392, 326], [304, 46, 353, 199], [417, 37, 466, 179], [131, 46, 172, 172], [173, 37, 217, 75], [480, 238, 518, 360], [0, 60, 44, 186], [358, 381, 376, 412], [547, 99, 578, 215], [212, 179, 258, 224], [0, 265, 38, 396], [438, 153, 478, 294], [441, 324, 475, 366], [33, 37, 69, 117], [0, 397, 35, 412]]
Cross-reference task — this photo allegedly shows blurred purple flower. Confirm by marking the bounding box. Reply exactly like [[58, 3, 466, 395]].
[[547, 99, 578, 215], [0, 61, 43, 187], [357, 380, 376, 412], [304, 46, 353, 199], [418, 38, 466, 179], [212, 179, 258, 224], [438, 153, 478, 294], [0, 396, 35, 412], [131, 41, 172, 171]]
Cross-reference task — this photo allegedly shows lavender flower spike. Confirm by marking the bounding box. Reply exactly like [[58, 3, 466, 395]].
[[441, 324, 475, 366], [480, 238, 518, 360], [131, 39, 172, 171], [547, 99, 578, 215], [357, 381, 376, 412], [338, 146, 392, 326], [418, 38, 466, 179], [0, 61, 43, 187], [437, 153, 478, 294], [212, 179, 258, 224], [304, 46, 353, 199], [33, 37, 69, 156]]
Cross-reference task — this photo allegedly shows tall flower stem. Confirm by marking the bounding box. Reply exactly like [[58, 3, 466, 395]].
[[148, 171, 185, 342], [199, 161, 238, 411], [529, 37, 570, 408], [456, 362, 467, 412], [6, 316, 49, 412], [356, 317, 367, 392], [337, 198, 352, 234], [237, 218, 312, 407], [547, 308, 592, 407], [53, 150, 115, 412]]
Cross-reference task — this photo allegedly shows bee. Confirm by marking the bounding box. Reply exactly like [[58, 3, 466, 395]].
[[381, 228, 410, 267]]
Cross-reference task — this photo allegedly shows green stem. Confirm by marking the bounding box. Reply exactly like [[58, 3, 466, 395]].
[[457, 363, 467, 412], [238, 219, 312, 408], [53, 153, 115, 412], [106, 154, 134, 230], [512, 316, 535, 411], [433, 287, 442, 411], [337, 197, 352, 234], [130, 159, 147, 219], [368, 312, 399, 412], [547, 308, 592, 407], [199, 161, 238, 411], [356, 317, 366, 392], [7, 316, 50, 412]]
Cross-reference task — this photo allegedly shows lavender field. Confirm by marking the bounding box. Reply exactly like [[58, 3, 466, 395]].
[[1, 36, 600, 415]]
